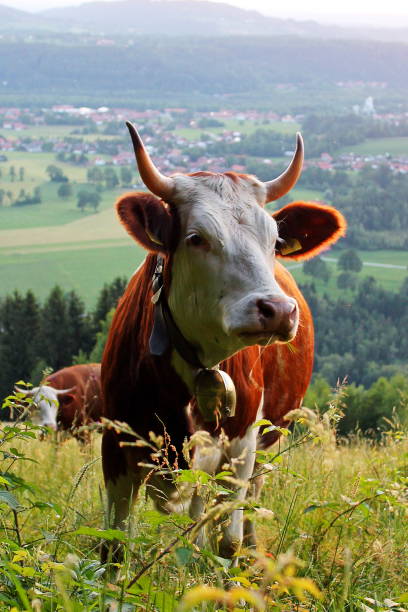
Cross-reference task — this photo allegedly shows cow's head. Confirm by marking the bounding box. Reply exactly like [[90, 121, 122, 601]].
[[117, 123, 346, 367], [15, 385, 76, 430]]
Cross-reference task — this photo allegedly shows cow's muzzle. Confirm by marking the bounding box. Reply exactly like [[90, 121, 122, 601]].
[[238, 297, 298, 343]]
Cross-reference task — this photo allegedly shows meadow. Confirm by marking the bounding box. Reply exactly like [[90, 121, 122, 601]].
[[0, 396, 407, 611], [339, 137, 408, 157], [174, 119, 301, 141]]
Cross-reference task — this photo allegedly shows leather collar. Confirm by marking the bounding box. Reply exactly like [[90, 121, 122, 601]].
[[149, 255, 204, 369]]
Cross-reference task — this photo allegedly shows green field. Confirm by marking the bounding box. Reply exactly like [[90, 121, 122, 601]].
[[1, 237, 406, 307], [0, 242, 144, 304], [0, 125, 118, 141], [175, 119, 300, 141], [285, 249, 408, 296], [339, 136, 408, 156], [0, 184, 127, 230]]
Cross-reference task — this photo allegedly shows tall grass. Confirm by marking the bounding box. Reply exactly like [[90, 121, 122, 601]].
[[0, 400, 407, 610]]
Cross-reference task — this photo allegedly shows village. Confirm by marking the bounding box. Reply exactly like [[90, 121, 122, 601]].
[[1, 104, 407, 177]]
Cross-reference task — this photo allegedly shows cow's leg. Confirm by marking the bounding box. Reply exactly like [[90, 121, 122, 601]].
[[217, 423, 259, 560], [189, 439, 223, 549], [243, 471, 265, 549], [101, 430, 142, 564]]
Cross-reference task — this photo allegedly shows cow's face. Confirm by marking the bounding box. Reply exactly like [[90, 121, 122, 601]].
[[166, 173, 298, 365], [28, 386, 59, 429], [117, 123, 346, 368], [15, 385, 76, 430], [117, 183, 345, 367]]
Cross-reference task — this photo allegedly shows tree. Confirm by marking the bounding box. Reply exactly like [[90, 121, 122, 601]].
[[120, 166, 132, 186], [89, 309, 115, 362], [19, 167, 25, 181], [57, 182, 73, 199], [66, 290, 94, 359], [303, 256, 331, 284], [39, 286, 71, 370], [9, 166, 15, 182], [46, 165, 68, 182], [77, 189, 101, 212], [337, 272, 357, 290], [337, 249, 363, 273], [87, 167, 103, 183], [0, 291, 41, 406], [104, 167, 119, 189], [93, 277, 127, 330]]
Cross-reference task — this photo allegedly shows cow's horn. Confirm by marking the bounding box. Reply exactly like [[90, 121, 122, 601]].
[[264, 132, 304, 202], [15, 386, 34, 395], [126, 121, 175, 201], [54, 386, 76, 395]]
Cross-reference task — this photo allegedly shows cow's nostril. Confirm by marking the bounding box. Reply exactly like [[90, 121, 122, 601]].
[[257, 299, 276, 319]]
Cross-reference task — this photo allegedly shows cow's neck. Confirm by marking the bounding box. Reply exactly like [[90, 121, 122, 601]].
[[170, 350, 198, 394]]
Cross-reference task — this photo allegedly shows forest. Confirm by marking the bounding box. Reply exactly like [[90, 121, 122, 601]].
[[0, 37, 407, 100]]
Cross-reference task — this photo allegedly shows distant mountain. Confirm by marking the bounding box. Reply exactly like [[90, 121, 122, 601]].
[[37, 0, 408, 42], [0, 0, 407, 43], [0, 4, 46, 26], [0, 3, 65, 30]]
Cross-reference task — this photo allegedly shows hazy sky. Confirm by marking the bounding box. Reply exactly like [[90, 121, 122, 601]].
[[4, 0, 408, 26]]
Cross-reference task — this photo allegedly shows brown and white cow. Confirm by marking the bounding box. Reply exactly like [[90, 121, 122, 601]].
[[101, 123, 346, 560], [16, 364, 102, 436]]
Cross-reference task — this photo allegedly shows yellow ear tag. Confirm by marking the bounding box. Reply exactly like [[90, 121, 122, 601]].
[[279, 238, 302, 256], [146, 229, 164, 246]]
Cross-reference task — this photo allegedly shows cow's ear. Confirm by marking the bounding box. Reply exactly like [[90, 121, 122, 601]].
[[58, 393, 75, 406], [272, 201, 346, 261], [116, 192, 175, 253]]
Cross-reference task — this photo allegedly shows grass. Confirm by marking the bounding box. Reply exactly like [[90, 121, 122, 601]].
[[0, 242, 143, 305], [175, 119, 300, 141], [339, 136, 408, 156], [1, 408, 407, 610], [0, 125, 118, 141], [0, 184, 126, 230], [284, 248, 408, 296]]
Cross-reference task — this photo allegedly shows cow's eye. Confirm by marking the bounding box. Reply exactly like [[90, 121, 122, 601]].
[[186, 233, 207, 248]]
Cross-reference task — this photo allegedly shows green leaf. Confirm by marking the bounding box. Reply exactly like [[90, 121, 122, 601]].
[[74, 527, 127, 541], [176, 469, 211, 484], [252, 419, 272, 429], [142, 510, 170, 527], [396, 593, 408, 603], [175, 546, 194, 566], [0, 490, 21, 510], [214, 471, 233, 480]]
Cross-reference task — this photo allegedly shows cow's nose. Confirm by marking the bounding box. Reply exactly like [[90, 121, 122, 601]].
[[256, 298, 298, 335], [42, 422, 57, 430]]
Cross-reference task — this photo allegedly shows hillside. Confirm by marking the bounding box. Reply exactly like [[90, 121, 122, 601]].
[[0, 37, 407, 101]]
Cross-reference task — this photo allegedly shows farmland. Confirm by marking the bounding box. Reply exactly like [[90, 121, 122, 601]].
[[339, 136, 408, 156]]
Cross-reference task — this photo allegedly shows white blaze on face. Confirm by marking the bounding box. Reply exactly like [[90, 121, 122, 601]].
[[30, 386, 59, 429], [168, 173, 299, 367]]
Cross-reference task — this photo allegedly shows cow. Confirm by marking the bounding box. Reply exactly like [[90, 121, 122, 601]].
[[16, 364, 102, 438], [101, 122, 346, 561]]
